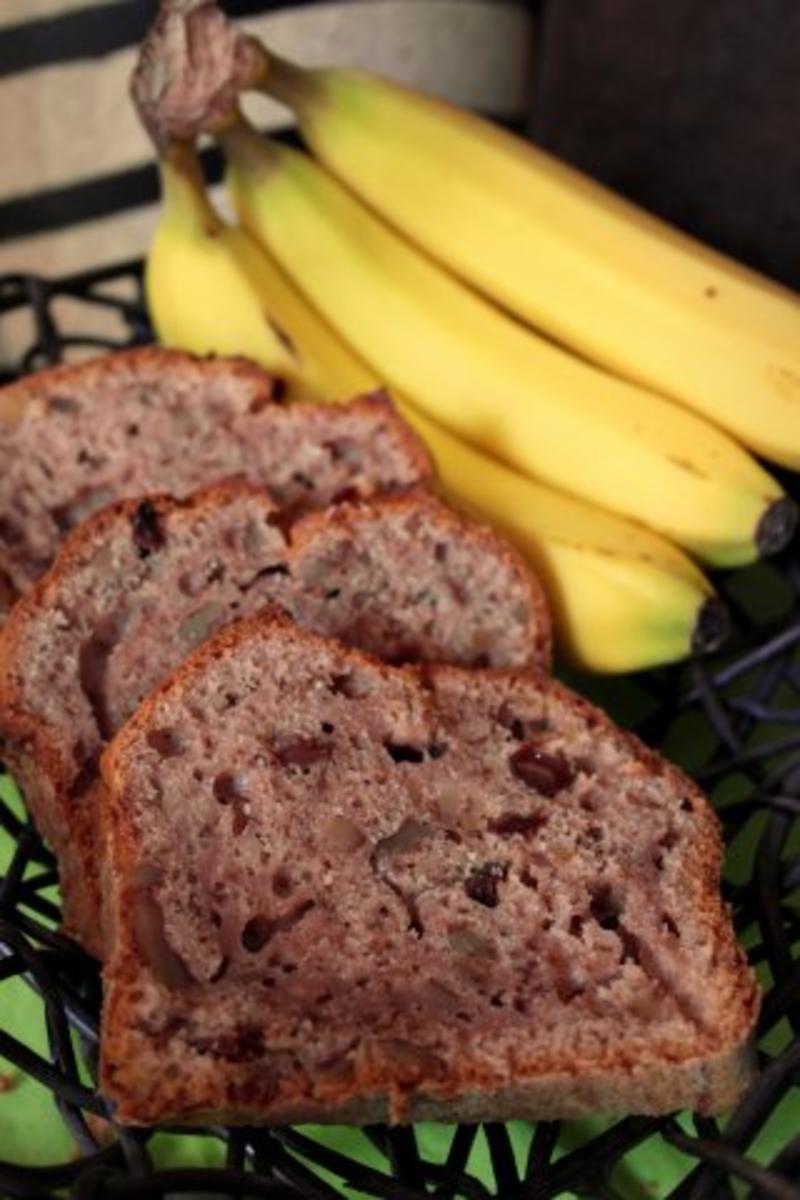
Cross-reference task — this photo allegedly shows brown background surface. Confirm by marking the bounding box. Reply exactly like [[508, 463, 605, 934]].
[[531, 0, 800, 291]]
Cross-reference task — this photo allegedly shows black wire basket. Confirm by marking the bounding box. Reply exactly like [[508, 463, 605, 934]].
[[0, 264, 799, 1200]]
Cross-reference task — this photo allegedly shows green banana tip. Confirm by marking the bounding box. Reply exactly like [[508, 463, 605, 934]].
[[755, 496, 798, 559], [691, 596, 730, 658]]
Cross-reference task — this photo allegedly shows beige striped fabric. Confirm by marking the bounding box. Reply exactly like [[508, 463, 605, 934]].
[[0, 1, 536, 278]]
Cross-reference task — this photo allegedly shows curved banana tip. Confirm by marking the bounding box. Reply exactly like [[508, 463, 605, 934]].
[[691, 596, 730, 658], [756, 496, 797, 558]]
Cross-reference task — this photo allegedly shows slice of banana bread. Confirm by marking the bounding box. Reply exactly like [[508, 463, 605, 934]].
[[279, 490, 551, 669], [0, 348, 431, 612], [0, 485, 548, 955], [99, 612, 758, 1126], [0, 483, 286, 955]]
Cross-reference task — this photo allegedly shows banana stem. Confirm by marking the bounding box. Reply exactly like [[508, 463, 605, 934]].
[[217, 113, 278, 178], [160, 142, 222, 236], [691, 598, 729, 657], [258, 51, 318, 111]]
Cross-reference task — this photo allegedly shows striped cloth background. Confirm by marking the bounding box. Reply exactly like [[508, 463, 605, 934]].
[[0, 0, 537, 280], [0, 0, 795, 366]]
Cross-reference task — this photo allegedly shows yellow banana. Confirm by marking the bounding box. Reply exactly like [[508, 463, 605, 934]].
[[219, 119, 792, 568], [401, 406, 724, 672], [143, 135, 725, 671], [147, 142, 369, 401], [247, 48, 800, 468]]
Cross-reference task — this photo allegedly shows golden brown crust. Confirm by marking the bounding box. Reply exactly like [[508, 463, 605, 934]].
[[104, 1040, 757, 1127], [99, 611, 759, 1125], [0, 346, 275, 426]]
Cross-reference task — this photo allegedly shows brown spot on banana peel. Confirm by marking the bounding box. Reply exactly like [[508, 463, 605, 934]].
[[768, 365, 800, 401], [266, 318, 302, 363], [547, 538, 674, 569], [667, 456, 707, 479], [131, 1, 268, 150]]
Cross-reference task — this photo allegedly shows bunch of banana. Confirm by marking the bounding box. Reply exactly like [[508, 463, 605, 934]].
[[218, 119, 791, 571], [132, 0, 799, 672], [243, 41, 800, 470], [146, 125, 723, 672]]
